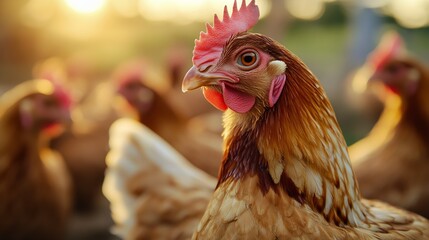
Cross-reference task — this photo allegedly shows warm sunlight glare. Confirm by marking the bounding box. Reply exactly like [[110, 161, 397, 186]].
[[65, 0, 105, 14], [286, 0, 325, 20], [112, 0, 139, 18], [138, 0, 270, 24], [21, 0, 54, 27], [351, 66, 371, 94], [389, 0, 429, 28]]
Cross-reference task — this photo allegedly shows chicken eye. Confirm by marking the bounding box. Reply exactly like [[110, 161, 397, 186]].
[[237, 51, 258, 69]]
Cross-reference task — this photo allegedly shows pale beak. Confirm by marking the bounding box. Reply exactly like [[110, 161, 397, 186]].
[[182, 66, 201, 92], [182, 66, 237, 93], [182, 66, 215, 92]]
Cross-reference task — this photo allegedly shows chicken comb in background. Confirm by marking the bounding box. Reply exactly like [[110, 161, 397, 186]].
[[31, 58, 74, 110], [193, 0, 259, 68], [368, 31, 407, 72], [51, 80, 73, 110]]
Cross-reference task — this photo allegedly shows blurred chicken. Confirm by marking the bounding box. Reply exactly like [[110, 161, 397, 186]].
[[114, 60, 222, 177], [348, 32, 429, 218], [103, 118, 215, 239], [182, 1, 429, 238], [33, 58, 118, 239], [0, 79, 72, 239], [33, 57, 113, 212], [50, 85, 116, 212]]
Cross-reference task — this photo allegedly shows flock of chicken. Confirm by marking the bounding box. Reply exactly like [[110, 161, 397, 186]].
[[0, 0, 428, 239]]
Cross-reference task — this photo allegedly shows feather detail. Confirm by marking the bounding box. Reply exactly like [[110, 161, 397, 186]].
[[197, 34, 429, 238], [103, 118, 216, 239], [184, 2, 429, 237], [268, 159, 283, 184]]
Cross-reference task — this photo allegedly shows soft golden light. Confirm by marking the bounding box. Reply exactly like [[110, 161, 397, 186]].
[[351, 66, 372, 94], [65, 0, 105, 13], [138, 0, 176, 22], [389, 0, 429, 29], [138, 0, 270, 24], [21, 0, 55, 27], [285, 0, 325, 21], [112, 0, 139, 18]]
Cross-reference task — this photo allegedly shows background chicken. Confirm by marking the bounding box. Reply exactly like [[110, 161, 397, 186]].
[[182, 1, 429, 239], [50, 83, 116, 213], [33, 59, 118, 239], [0, 79, 72, 239], [32, 57, 112, 212], [103, 118, 215, 239], [348, 31, 429, 218], [114, 60, 222, 177]]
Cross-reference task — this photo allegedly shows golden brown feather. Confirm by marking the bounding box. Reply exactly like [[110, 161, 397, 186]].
[[184, 31, 429, 239]]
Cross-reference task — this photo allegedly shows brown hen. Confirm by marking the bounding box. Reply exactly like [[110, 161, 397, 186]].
[[182, 1, 429, 239], [0, 79, 72, 239], [349, 32, 429, 218]]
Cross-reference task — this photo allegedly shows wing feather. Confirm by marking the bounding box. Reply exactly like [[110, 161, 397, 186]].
[[103, 118, 216, 239]]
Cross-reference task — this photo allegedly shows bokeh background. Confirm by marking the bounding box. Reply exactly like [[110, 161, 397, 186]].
[[1, 0, 428, 239], [1, 0, 429, 142]]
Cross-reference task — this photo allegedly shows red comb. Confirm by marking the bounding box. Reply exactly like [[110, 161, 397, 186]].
[[368, 31, 406, 71], [192, 0, 260, 68], [52, 81, 73, 109], [39, 73, 73, 109]]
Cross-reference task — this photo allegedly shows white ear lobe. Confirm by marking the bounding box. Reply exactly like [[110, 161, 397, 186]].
[[269, 74, 286, 107], [268, 60, 287, 76]]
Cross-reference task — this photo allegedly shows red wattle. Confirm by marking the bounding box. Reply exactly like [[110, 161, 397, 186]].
[[202, 87, 227, 111], [222, 82, 255, 113]]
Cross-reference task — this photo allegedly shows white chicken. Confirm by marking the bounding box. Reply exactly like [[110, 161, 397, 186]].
[[103, 118, 215, 239]]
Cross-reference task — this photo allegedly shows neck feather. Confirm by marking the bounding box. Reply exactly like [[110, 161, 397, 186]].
[[0, 104, 43, 177], [219, 53, 367, 226]]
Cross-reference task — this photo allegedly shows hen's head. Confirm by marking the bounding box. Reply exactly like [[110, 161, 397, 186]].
[[114, 61, 155, 115], [366, 32, 422, 100], [182, 0, 367, 225], [0, 79, 72, 137], [182, 0, 287, 120]]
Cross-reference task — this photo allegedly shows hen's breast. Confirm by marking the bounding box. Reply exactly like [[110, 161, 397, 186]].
[[193, 176, 347, 239], [0, 149, 71, 240]]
